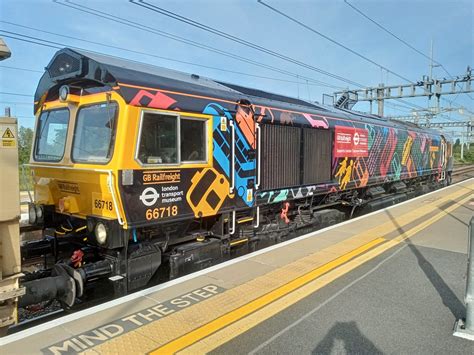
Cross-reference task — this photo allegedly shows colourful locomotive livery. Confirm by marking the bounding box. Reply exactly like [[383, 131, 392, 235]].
[[21, 48, 452, 307]]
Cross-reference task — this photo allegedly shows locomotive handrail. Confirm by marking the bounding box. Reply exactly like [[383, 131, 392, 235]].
[[229, 210, 236, 235], [254, 206, 260, 229], [105, 171, 124, 226], [256, 123, 261, 191], [25, 164, 124, 226], [229, 120, 235, 194]]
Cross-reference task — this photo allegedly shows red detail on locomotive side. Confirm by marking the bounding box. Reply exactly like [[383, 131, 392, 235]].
[[236, 105, 256, 148], [280, 202, 290, 224], [334, 126, 369, 158], [130, 90, 177, 109]]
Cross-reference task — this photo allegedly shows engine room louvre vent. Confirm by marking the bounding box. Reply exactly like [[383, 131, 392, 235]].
[[302, 128, 331, 184], [47, 53, 82, 80], [260, 124, 300, 190]]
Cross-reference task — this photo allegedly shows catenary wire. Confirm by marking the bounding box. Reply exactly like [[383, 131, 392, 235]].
[[59, 0, 460, 118], [0, 91, 33, 97], [0, 29, 455, 121], [1, 29, 460, 122], [53, 0, 362, 88], [343, 0, 473, 102], [257, 0, 413, 83], [0, 21, 341, 90], [131, 0, 374, 86], [0, 101, 32, 105], [0, 65, 43, 73], [0, 33, 61, 49], [1, 21, 460, 121], [55, 1, 442, 115], [258, 0, 473, 115]]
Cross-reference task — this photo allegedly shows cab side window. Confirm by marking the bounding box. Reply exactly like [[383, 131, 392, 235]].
[[137, 112, 207, 165], [181, 118, 206, 162], [138, 113, 178, 164]]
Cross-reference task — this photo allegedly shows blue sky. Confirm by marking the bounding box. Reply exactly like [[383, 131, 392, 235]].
[[0, 0, 472, 132]]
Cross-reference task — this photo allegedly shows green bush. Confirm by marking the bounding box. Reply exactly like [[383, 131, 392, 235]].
[[453, 140, 474, 164]]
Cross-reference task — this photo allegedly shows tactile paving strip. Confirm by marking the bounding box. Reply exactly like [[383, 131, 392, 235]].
[[87, 183, 473, 354]]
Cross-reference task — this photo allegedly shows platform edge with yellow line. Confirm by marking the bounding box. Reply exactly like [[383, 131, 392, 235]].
[[0, 178, 472, 354], [83, 180, 473, 355], [176, 188, 474, 354]]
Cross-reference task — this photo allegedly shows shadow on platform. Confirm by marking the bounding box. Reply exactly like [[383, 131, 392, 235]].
[[386, 210, 465, 320], [312, 321, 382, 354]]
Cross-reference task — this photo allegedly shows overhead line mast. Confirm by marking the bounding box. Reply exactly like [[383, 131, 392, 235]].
[[343, 0, 474, 102], [333, 68, 473, 117], [256, 0, 463, 120]]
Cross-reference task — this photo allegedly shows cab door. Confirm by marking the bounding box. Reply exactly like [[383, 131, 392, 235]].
[[439, 136, 448, 181], [228, 101, 258, 210]]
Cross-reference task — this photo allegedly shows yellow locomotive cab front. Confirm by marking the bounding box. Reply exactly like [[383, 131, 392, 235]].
[[30, 90, 129, 236]]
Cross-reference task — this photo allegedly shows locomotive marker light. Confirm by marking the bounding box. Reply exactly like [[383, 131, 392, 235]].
[[59, 85, 70, 102]]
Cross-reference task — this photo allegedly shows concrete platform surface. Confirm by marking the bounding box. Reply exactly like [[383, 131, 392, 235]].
[[1, 178, 473, 354]]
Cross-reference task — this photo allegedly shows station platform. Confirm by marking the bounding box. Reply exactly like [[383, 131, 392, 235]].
[[2, 178, 473, 354]]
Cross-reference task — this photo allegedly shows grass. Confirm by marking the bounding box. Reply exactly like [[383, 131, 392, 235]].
[[19, 165, 33, 192], [453, 144, 474, 164]]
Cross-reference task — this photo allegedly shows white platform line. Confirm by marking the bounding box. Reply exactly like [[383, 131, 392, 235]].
[[248, 244, 408, 354], [1, 178, 472, 346]]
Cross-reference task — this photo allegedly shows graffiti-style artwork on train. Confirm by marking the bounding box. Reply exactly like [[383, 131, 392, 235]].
[[332, 124, 441, 192]]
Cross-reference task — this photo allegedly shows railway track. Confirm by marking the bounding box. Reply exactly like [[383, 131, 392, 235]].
[[453, 164, 474, 174], [452, 164, 474, 182]]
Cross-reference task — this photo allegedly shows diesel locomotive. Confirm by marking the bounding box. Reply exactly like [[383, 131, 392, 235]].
[[20, 48, 452, 308]]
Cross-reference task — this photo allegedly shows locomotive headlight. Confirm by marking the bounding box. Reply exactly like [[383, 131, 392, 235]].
[[95, 222, 108, 245], [59, 85, 70, 102]]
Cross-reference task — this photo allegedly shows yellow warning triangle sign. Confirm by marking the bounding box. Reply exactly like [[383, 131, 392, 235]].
[[2, 127, 14, 139]]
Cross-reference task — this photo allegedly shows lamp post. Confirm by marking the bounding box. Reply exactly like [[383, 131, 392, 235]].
[[0, 37, 11, 60]]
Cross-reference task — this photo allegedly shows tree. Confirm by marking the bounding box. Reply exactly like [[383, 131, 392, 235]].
[[18, 126, 33, 165], [17, 126, 34, 191]]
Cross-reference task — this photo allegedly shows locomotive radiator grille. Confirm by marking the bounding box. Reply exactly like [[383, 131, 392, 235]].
[[261, 124, 301, 190]]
